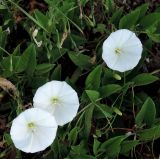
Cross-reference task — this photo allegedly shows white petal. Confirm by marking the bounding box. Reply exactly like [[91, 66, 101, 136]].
[[33, 81, 80, 126], [53, 102, 79, 126], [102, 46, 119, 70], [102, 29, 143, 72], [10, 108, 58, 153]]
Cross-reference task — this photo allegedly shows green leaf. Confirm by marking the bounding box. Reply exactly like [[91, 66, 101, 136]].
[[94, 104, 113, 119], [84, 104, 94, 139], [119, 3, 148, 29], [140, 13, 160, 29], [35, 63, 55, 75], [68, 51, 92, 69], [8, 0, 48, 32], [135, 97, 156, 127], [110, 9, 123, 26], [100, 135, 127, 158], [93, 138, 101, 155], [120, 140, 139, 155], [15, 44, 37, 75], [0, 31, 7, 55], [68, 127, 79, 145], [34, 9, 49, 29], [51, 64, 61, 80], [147, 33, 160, 43], [136, 3, 149, 19], [51, 48, 67, 63], [138, 125, 160, 141], [119, 9, 140, 29], [132, 73, 159, 87], [85, 90, 100, 102], [1, 55, 20, 77], [12, 44, 21, 56], [99, 84, 122, 98], [3, 133, 12, 145], [85, 65, 102, 90]]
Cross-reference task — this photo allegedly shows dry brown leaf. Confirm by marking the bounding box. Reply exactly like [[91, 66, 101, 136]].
[[0, 77, 18, 98]]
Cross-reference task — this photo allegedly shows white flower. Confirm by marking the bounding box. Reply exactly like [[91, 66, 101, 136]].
[[33, 81, 79, 126], [102, 29, 143, 72], [10, 108, 57, 153]]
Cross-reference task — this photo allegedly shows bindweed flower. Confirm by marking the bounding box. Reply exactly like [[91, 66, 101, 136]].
[[102, 29, 143, 72], [10, 108, 57, 153], [33, 81, 79, 126]]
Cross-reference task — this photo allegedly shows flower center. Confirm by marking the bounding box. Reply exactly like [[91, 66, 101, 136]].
[[51, 97, 59, 105], [27, 122, 36, 131], [115, 48, 121, 54]]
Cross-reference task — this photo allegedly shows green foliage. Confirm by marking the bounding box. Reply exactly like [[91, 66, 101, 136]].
[[35, 63, 55, 75], [100, 135, 127, 158], [85, 65, 102, 90], [138, 125, 160, 141], [119, 9, 140, 29], [120, 140, 139, 155], [1, 1, 160, 159], [135, 97, 156, 127], [132, 73, 159, 87], [99, 84, 122, 98], [119, 3, 148, 29], [68, 51, 92, 69], [16, 44, 37, 75]]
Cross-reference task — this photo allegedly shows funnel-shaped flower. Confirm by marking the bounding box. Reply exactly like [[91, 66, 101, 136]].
[[10, 108, 57, 153], [102, 29, 143, 72], [33, 81, 79, 126]]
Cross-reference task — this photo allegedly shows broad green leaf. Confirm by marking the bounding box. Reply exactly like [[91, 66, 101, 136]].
[[119, 9, 140, 29], [1, 55, 20, 77], [12, 45, 21, 56], [26, 45, 37, 76], [138, 125, 160, 141], [85, 65, 102, 90], [70, 141, 87, 155], [0, 31, 7, 55], [35, 63, 55, 75], [132, 73, 159, 87], [99, 84, 122, 98], [34, 9, 49, 29], [100, 135, 127, 158], [148, 33, 160, 43], [51, 48, 67, 63], [68, 51, 92, 69], [94, 104, 113, 119], [84, 104, 94, 139], [135, 97, 156, 127], [30, 77, 48, 89], [85, 90, 100, 102], [119, 3, 148, 29], [136, 3, 149, 19], [120, 140, 139, 155], [140, 13, 160, 29], [3, 133, 12, 145], [110, 9, 123, 26], [51, 64, 61, 80], [15, 44, 37, 75], [68, 127, 79, 145], [93, 138, 101, 155]]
